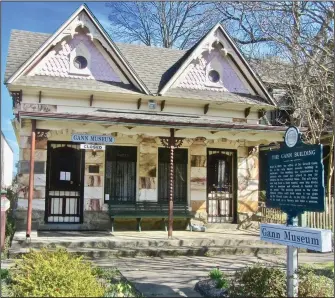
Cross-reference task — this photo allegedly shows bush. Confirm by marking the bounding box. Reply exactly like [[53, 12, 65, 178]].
[[10, 248, 105, 297], [229, 263, 286, 297], [209, 268, 223, 280], [229, 263, 334, 298], [299, 272, 333, 297]]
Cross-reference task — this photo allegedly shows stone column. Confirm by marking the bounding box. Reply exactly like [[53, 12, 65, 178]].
[[190, 138, 207, 222], [84, 150, 105, 211], [139, 137, 158, 201], [237, 146, 259, 223]]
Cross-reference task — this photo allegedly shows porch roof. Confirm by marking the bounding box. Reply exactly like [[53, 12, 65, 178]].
[[19, 110, 287, 132]]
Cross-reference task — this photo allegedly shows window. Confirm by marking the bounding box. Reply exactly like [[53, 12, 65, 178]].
[[208, 70, 220, 83], [18, 161, 45, 174], [104, 146, 137, 203], [73, 56, 88, 69], [88, 165, 99, 174], [158, 148, 188, 203]]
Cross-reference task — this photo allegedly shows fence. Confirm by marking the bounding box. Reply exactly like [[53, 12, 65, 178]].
[[305, 195, 334, 232], [258, 202, 286, 224], [258, 198, 334, 232]]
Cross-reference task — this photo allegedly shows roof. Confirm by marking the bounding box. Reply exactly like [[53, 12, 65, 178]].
[[165, 88, 272, 106], [13, 76, 141, 95], [5, 28, 275, 106], [5, 29, 187, 95], [18, 110, 287, 132]]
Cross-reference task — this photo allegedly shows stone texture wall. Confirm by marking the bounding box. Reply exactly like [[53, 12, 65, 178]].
[[237, 146, 259, 222], [84, 150, 105, 211], [189, 138, 207, 221], [138, 137, 158, 201]]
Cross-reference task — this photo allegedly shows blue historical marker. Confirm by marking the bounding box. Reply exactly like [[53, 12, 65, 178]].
[[265, 126, 326, 298], [266, 126, 325, 217]]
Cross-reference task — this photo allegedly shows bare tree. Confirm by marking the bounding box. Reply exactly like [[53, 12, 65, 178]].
[[106, 1, 218, 49], [216, 1, 334, 203]]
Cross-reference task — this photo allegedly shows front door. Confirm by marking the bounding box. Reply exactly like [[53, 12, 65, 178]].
[[45, 142, 85, 223], [104, 146, 137, 203], [158, 148, 188, 203], [207, 149, 237, 223]]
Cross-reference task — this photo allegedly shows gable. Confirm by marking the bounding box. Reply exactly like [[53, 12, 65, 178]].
[[27, 28, 125, 83], [6, 5, 150, 94], [160, 24, 276, 106], [174, 45, 252, 94]]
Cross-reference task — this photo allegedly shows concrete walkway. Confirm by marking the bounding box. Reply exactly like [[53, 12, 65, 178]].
[[93, 253, 333, 297], [1, 253, 333, 297]]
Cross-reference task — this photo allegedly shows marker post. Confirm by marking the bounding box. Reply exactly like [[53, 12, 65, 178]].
[[286, 214, 299, 298]]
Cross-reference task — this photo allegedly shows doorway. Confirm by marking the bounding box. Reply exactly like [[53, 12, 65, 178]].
[[207, 149, 237, 223], [45, 142, 85, 223]]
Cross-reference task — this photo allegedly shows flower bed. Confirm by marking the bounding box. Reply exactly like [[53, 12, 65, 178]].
[[195, 263, 334, 298]]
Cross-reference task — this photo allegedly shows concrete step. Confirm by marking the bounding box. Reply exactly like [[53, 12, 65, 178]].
[[38, 224, 91, 231], [205, 223, 239, 230], [12, 237, 282, 250], [9, 244, 289, 259]]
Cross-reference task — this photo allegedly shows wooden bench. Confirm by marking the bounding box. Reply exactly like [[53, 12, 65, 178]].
[[108, 201, 194, 232]]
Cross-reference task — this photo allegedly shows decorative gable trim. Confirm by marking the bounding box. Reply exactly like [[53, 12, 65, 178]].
[[159, 24, 276, 107], [6, 4, 150, 95]]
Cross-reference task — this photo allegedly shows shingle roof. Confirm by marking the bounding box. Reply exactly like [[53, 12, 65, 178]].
[[14, 76, 141, 95], [4, 29, 187, 95], [165, 88, 271, 106], [5, 29, 273, 106], [4, 30, 50, 82]]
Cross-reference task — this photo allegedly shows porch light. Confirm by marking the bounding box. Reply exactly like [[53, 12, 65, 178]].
[[148, 100, 156, 110]]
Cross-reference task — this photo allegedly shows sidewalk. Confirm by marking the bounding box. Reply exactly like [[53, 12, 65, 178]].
[[93, 253, 333, 297], [2, 253, 333, 297]]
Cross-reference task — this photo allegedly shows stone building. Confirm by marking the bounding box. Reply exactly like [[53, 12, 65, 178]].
[[4, 4, 286, 231]]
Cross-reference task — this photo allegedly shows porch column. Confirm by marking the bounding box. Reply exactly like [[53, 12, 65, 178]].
[[160, 129, 184, 238], [26, 119, 36, 238]]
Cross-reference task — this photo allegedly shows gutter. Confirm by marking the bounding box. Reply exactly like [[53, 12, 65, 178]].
[[19, 111, 288, 133]]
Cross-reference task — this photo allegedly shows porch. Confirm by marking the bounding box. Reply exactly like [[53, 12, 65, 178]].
[[15, 113, 286, 234]]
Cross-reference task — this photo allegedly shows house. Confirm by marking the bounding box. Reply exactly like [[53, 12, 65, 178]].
[[1, 132, 14, 188], [4, 4, 287, 234]]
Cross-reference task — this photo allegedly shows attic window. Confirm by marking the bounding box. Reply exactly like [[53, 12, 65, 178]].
[[208, 70, 220, 83], [74, 56, 88, 70]]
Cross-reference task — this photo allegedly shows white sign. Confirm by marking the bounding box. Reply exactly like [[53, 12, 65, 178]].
[[260, 223, 332, 252], [80, 144, 106, 150], [72, 134, 115, 144]]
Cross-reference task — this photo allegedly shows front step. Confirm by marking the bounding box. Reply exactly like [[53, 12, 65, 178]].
[[205, 223, 239, 230], [9, 244, 289, 259], [12, 237, 283, 250], [38, 224, 92, 231]]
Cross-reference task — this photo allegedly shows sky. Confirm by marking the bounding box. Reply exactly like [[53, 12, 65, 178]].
[[1, 2, 111, 172]]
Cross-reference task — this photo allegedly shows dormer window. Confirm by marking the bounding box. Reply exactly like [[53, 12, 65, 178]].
[[74, 56, 88, 69], [208, 70, 220, 83], [69, 42, 91, 76]]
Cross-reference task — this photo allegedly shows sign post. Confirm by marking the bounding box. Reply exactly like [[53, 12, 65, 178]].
[[286, 216, 298, 298], [264, 126, 329, 298]]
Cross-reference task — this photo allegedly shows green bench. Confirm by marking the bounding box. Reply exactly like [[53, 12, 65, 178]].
[[109, 201, 194, 232]]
